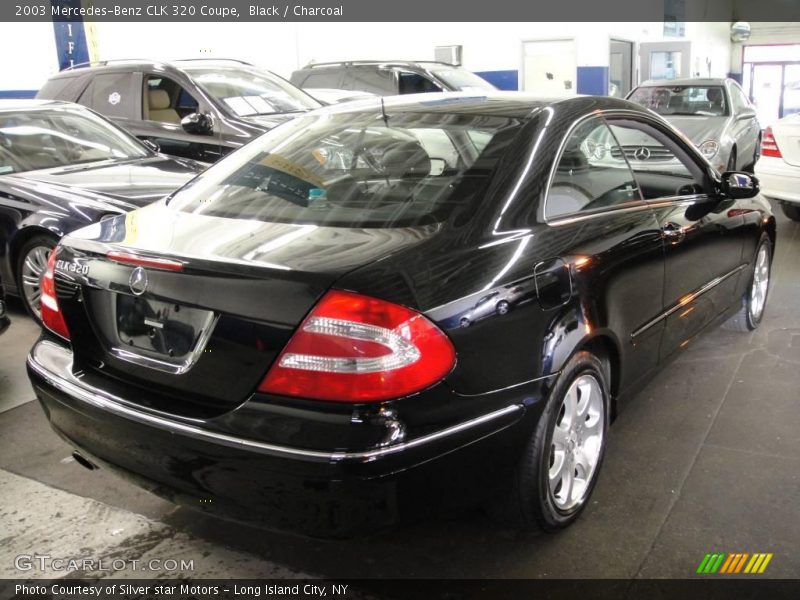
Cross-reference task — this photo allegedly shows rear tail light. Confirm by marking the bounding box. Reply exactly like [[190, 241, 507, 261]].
[[41, 247, 70, 341], [761, 127, 782, 158], [259, 290, 456, 402]]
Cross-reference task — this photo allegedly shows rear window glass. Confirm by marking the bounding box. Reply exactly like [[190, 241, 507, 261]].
[[168, 110, 522, 227]]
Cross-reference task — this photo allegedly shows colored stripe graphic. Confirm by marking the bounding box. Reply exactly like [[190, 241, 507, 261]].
[[698, 552, 773, 574]]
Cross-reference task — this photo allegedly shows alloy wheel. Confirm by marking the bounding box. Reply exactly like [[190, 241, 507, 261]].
[[749, 244, 770, 322], [548, 373, 605, 511], [21, 244, 52, 320]]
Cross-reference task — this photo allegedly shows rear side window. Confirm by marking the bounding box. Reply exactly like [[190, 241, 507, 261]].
[[350, 67, 396, 94], [37, 75, 86, 101], [299, 70, 343, 89], [168, 111, 523, 228], [79, 73, 136, 118], [546, 116, 640, 219], [398, 71, 442, 94]]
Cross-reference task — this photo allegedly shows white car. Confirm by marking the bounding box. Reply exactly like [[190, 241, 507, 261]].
[[755, 114, 800, 221]]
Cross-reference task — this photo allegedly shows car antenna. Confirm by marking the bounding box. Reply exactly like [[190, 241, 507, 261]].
[[380, 96, 389, 126]]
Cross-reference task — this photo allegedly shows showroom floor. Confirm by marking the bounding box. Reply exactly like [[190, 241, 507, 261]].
[[1, 203, 798, 581]]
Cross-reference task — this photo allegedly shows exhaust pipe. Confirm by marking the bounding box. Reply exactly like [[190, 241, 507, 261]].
[[72, 452, 98, 471]]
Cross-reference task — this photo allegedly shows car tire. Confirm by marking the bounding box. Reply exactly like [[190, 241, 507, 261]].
[[496, 300, 510, 315], [782, 203, 800, 222], [490, 350, 609, 532], [16, 234, 57, 325], [726, 147, 737, 171], [725, 235, 772, 332]]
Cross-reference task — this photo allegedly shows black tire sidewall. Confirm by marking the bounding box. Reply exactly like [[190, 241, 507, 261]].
[[519, 350, 610, 530], [16, 234, 57, 322]]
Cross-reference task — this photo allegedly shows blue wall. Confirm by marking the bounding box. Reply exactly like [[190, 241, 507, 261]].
[[475, 70, 519, 91], [476, 67, 612, 95], [0, 90, 38, 99], [576, 66, 609, 96]]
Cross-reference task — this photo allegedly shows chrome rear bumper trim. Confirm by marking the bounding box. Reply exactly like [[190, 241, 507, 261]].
[[28, 340, 522, 463]]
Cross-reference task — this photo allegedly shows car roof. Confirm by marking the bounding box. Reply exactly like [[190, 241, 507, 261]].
[[301, 60, 464, 70], [313, 91, 643, 119], [637, 77, 733, 87], [46, 58, 260, 78]]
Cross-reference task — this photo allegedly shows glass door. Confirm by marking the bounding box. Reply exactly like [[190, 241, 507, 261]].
[[784, 64, 800, 117], [751, 64, 783, 127]]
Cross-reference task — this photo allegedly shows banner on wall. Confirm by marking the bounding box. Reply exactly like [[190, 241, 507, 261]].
[[50, 0, 96, 70]]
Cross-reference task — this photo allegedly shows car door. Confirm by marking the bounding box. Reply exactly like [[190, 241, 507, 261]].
[[606, 115, 748, 359], [76, 70, 140, 125], [727, 81, 760, 168], [131, 73, 223, 163], [542, 114, 666, 389]]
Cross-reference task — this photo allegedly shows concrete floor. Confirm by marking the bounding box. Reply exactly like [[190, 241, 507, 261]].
[[0, 203, 798, 582]]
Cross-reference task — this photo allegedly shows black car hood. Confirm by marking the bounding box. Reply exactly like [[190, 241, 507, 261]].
[[10, 156, 204, 209]]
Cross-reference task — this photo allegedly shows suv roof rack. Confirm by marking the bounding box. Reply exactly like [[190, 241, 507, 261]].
[[63, 57, 253, 71], [303, 60, 452, 69]]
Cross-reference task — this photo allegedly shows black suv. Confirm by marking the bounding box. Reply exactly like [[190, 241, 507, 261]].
[[37, 59, 321, 163], [290, 60, 496, 96]]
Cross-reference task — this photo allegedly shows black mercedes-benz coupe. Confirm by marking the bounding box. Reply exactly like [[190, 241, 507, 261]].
[[27, 93, 775, 537], [0, 100, 205, 322]]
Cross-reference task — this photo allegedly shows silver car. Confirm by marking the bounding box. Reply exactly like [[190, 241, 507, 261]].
[[626, 78, 761, 173]]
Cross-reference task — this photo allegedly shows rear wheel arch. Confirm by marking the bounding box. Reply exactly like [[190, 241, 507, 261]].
[[764, 215, 777, 249], [10, 226, 60, 282], [580, 334, 620, 419]]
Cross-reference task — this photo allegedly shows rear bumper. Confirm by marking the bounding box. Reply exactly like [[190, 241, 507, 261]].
[[755, 156, 800, 204], [28, 339, 533, 536]]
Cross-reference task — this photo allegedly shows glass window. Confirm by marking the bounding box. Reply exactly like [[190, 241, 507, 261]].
[[299, 70, 342, 89], [168, 111, 523, 228], [729, 83, 750, 113], [430, 68, 496, 92], [350, 67, 396, 94], [545, 117, 640, 219], [83, 73, 136, 118], [0, 108, 148, 174], [145, 75, 199, 120], [649, 51, 682, 80], [397, 71, 442, 94], [607, 119, 706, 200], [628, 85, 729, 117], [187, 67, 320, 117]]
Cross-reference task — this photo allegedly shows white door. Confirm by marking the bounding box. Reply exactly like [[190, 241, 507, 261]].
[[522, 39, 576, 96]]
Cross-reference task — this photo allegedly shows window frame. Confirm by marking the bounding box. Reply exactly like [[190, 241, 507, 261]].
[[543, 109, 716, 225]]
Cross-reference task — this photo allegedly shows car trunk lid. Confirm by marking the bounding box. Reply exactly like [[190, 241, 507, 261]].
[[54, 202, 437, 417]]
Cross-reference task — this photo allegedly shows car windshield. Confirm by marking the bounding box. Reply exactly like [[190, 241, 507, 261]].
[[0, 107, 148, 175], [188, 67, 321, 116], [432, 68, 496, 92], [628, 85, 729, 117], [168, 109, 523, 228]]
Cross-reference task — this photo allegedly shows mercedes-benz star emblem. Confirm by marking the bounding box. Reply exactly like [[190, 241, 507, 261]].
[[129, 267, 148, 296], [633, 146, 651, 161]]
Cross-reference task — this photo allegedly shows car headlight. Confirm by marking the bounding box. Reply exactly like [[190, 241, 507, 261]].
[[698, 140, 719, 160]]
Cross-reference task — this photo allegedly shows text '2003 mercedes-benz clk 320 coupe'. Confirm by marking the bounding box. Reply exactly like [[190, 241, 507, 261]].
[[28, 94, 774, 537]]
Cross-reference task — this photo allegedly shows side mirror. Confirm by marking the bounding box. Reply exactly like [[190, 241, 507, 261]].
[[721, 171, 759, 199], [181, 112, 213, 136], [736, 108, 757, 121]]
